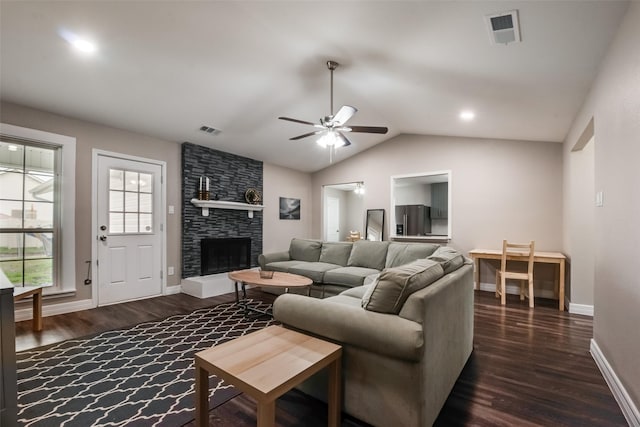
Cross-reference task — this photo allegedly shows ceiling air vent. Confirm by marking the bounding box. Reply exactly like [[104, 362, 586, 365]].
[[485, 10, 521, 45], [199, 125, 221, 136]]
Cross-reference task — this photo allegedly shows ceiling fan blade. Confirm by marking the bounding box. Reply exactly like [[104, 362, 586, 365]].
[[337, 132, 352, 147], [290, 130, 325, 141], [331, 105, 357, 126], [348, 125, 389, 134], [278, 116, 316, 126]]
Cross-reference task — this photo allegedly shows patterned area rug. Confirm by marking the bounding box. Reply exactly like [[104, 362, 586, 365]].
[[17, 300, 274, 426]]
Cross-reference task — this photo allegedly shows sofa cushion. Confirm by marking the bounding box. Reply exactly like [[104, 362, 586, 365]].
[[427, 246, 464, 274], [347, 240, 389, 270], [324, 266, 381, 287], [264, 260, 303, 272], [385, 243, 439, 268], [340, 285, 370, 299], [288, 262, 342, 283], [319, 242, 353, 266], [289, 238, 322, 262], [362, 259, 444, 314]]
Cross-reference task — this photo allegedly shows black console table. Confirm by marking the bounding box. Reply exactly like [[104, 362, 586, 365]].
[[0, 283, 17, 426]]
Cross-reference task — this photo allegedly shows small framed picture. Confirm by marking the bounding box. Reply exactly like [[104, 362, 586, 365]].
[[279, 197, 301, 220]]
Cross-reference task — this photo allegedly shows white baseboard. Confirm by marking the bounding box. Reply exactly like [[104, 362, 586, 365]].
[[479, 282, 593, 316], [14, 298, 95, 322], [164, 285, 182, 295], [591, 339, 640, 427], [567, 301, 594, 316]]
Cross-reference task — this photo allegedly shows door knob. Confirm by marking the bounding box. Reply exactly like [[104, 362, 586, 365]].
[[99, 235, 107, 241]]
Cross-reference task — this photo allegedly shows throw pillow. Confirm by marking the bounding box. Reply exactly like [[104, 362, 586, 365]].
[[289, 238, 322, 262], [362, 258, 444, 314], [347, 240, 389, 270], [319, 242, 353, 266], [428, 246, 464, 274]]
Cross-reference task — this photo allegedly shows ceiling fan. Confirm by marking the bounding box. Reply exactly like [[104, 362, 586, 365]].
[[279, 60, 388, 148]]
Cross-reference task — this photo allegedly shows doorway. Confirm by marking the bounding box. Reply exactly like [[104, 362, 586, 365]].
[[92, 151, 166, 306], [322, 182, 365, 242]]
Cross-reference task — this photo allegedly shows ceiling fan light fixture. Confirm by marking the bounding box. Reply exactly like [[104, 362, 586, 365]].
[[317, 131, 345, 148]]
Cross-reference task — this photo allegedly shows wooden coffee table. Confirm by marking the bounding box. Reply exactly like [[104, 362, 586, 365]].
[[228, 269, 312, 317], [195, 325, 342, 427]]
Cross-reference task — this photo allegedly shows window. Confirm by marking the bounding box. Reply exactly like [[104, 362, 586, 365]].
[[108, 169, 154, 234], [0, 141, 57, 287], [0, 123, 76, 293]]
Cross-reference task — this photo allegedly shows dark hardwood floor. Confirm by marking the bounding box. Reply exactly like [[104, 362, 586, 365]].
[[15, 290, 627, 426]]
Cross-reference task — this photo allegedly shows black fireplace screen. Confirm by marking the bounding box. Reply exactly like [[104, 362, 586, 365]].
[[201, 237, 251, 275]]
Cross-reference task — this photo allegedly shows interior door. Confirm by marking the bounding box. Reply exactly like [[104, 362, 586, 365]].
[[326, 196, 340, 242], [97, 154, 163, 306]]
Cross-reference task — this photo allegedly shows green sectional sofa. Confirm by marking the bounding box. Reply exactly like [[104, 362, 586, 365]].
[[258, 238, 447, 297], [272, 245, 474, 426]]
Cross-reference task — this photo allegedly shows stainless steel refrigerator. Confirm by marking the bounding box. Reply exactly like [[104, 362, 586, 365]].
[[395, 205, 431, 236]]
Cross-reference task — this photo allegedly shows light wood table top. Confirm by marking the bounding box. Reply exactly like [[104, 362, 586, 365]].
[[195, 325, 342, 426], [228, 269, 312, 289]]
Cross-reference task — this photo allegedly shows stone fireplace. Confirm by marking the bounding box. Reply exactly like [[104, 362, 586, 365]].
[[180, 142, 263, 298]]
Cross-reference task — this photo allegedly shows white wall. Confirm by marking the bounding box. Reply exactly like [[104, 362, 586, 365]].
[[262, 163, 312, 252], [312, 134, 563, 258], [563, 1, 640, 413]]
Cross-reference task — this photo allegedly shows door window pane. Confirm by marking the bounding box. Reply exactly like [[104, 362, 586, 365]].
[[124, 213, 138, 233], [139, 193, 152, 213], [124, 192, 138, 212], [139, 214, 152, 233], [110, 169, 124, 190], [139, 173, 152, 193], [110, 191, 123, 212], [108, 168, 154, 234], [125, 171, 139, 192], [109, 213, 124, 233]]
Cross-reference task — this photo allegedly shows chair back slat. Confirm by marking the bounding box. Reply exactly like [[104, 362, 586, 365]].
[[500, 240, 535, 276]]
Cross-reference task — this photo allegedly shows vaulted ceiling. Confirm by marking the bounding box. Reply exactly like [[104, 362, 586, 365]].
[[0, 1, 629, 172]]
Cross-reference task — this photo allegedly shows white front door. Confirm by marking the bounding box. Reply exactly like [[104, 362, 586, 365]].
[[96, 154, 163, 306], [326, 196, 340, 242]]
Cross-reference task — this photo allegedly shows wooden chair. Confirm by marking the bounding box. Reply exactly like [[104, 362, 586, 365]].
[[496, 240, 535, 307]]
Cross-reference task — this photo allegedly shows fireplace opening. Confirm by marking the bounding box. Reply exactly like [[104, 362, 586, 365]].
[[201, 237, 251, 275]]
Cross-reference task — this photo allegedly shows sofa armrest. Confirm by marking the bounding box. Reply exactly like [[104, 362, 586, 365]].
[[273, 294, 423, 362], [258, 251, 290, 269]]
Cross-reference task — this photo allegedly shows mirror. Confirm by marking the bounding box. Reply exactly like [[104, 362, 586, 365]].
[[365, 209, 385, 241], [391, 171, 451, 239], [322, 182, 365, 242]]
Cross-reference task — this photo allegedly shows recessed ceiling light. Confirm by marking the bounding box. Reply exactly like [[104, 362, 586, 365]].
[[71, 38, 97, 53], [58, 28, 97, 54], [460, 111, 475, 121], [8, 145, 18, 152]]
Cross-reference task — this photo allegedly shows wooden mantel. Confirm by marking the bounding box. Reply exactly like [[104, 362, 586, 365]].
[[190, 199, 264, 218]]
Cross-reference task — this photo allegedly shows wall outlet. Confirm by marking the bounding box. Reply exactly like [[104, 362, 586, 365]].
[[168, 266, 175, 276]]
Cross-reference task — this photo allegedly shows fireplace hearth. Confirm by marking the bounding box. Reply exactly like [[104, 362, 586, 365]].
[[201, 237, 251, 275]]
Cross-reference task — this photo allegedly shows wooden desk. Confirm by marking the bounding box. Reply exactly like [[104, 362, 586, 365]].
[[13, 286, 43, 332], [469, 249, 566, 311], [195, 325, 342, 427]]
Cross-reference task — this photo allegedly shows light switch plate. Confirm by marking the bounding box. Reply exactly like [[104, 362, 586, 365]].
[[168, 205, 175, 214], [595, 191, 604, 207], [168, 266, 175, 276]]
